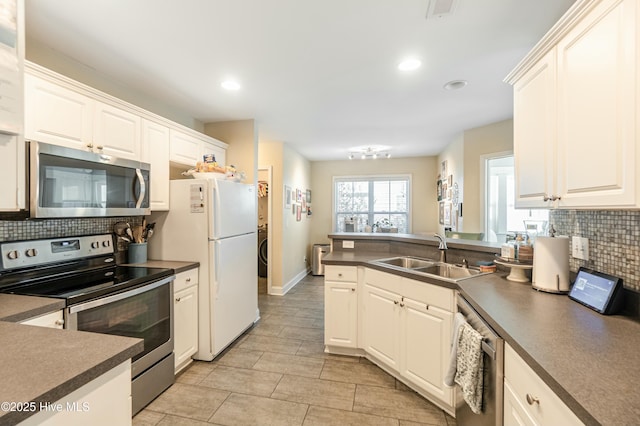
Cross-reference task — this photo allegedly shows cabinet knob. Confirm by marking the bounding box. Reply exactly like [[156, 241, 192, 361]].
[[526, 394, 540, 405], [97, 145, 104, 151], [351, 288, 356, 292], [399, 303, 405, 307], [175, 297, 181, 302], [55, 319, 64, 326], [338, 273, 343, 277], [186, 277, 191, 282], [394, 300, 399, 305], [86, 143, 94, 150]]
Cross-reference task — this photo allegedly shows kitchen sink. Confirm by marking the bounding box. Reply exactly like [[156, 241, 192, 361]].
[[373, 256, 435, 269], [371, 256, 487, 282], [412, 263, 483, 280]]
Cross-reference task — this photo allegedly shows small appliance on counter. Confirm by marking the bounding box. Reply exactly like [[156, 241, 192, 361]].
[[532, 235, 570, 293]]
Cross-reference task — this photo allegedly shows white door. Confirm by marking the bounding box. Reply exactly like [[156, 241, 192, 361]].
[[142, 120, 170, 211], [210, 179, 256, 239], [209, 233, 258, 356], [174, 284, 198, 370]]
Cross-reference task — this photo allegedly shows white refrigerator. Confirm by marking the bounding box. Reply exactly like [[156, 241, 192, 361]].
[[149, 178, 259, 360]]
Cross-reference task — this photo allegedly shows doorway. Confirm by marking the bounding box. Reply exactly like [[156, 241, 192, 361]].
[[257, 166, 272, 294]]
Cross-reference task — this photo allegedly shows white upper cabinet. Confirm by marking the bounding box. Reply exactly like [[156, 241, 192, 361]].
[[142, 119, 170, 211], [507, 0, 640, 209], [25, 72, 141, 160], [93, 101, 141, 159], [25, 73, 93, 151], [170, 129, 201, 166], [513, 50, 557, 209]]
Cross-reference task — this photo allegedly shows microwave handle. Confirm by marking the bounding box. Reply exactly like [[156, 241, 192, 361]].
[[135, 168, 146, 208]]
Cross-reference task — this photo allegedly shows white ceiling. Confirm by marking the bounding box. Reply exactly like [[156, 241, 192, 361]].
[[25, 0, 576, 161]]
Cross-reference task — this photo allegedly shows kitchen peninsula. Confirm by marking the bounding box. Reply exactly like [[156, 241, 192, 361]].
[[322, 233, 640, 426]]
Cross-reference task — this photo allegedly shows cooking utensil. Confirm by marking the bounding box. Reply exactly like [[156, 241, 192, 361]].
[[125, 223, 134, 242]]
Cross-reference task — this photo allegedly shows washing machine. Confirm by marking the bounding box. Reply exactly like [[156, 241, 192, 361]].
[[258, 228, 268, 277]]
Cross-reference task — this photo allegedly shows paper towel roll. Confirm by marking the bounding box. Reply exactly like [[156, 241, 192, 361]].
[[532, 236, 570, 293]]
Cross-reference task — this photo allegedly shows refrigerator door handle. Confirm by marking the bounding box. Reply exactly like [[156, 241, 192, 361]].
[[214, 241, 220, 298]]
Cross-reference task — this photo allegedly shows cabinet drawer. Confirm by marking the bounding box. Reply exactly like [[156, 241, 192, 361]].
[[174, 268, 199, 293], [325, 265, 357, 282], [505, 344, 583, 426], [402, 278, 454, 311], [364, 267, 401, 293], [20, 310, 64, 329]]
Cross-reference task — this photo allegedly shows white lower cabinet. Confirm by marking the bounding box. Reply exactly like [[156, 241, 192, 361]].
[[324, 265, 358, 348], [360, 268, 455, 410], [20, 310, 64, 329], [504, 343, 583, 426], [174, 268, 199, 373], [19, 360, 131, 426]]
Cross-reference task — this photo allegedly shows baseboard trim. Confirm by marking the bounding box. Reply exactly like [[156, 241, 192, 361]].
[[269, 268, 310, 296]]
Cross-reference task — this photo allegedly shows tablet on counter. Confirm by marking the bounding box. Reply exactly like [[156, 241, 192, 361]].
[[568, 267, 624, 315]]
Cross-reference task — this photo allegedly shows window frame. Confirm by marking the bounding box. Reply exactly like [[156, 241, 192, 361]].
[[332, 174, 412, 233]]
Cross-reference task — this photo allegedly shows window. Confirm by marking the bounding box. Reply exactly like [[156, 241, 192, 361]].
[[334, 176, 410, 233], [484, 154, 548, 242]]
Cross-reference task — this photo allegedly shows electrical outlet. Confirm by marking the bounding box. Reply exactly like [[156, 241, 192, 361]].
[[342, 240, 355, 249], [303, 256, 307, 263], [571, 236, 589, 260]]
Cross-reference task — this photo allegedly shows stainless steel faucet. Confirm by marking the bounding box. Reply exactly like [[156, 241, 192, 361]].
[[434, 233, 448, 263]]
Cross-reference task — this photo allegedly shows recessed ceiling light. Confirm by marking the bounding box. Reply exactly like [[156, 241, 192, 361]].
[[398, 58, 422, 71], [221, 80, 241, 91], [443, 79, 467, 90]]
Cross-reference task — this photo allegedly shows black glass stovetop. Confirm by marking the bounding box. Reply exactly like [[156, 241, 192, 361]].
[[0, 260, 174, 306]]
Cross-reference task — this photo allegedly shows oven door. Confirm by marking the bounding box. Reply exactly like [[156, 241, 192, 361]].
[[66, 276, 174, 378]]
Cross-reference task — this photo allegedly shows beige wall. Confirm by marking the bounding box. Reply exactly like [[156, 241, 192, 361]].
[[462, 119, 513, 232], [309, 156, 439, 246], [258, 141, 311, 293], [204, 120, 257, 184], [26, 37, 205, 131]]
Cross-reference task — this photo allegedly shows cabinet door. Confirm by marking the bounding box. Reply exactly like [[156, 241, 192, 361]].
[[174, 284, 198, 372], [324, 281, 357, 348], [504, 381, 537, 426], [24, 73, 93, 150], [142, 120, 170, 211], [201, 141, 226, 167], [556, 0, 637, 208], [513, 49, 557, 208], [0, 133, 25, 211], [170, 129, 201, 166], [362, 283, 401, 370], [93, 101, 141, 160], [401, 298, 453, 407]]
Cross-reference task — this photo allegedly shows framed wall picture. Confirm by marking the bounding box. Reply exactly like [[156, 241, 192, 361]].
[[447, 174, 453, 186], [437, 180, 442, 201], [284, 185, 292, 208], [441, 160, 448, 178], [296, 204, 302, 221], [296, 189, 302, 203], [306, 189, 312, 203], [439, 202, 444, 225], [444, 202, 451, 226]]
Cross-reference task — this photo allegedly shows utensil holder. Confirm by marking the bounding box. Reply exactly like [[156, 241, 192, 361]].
[[128, 242, 147, 264]]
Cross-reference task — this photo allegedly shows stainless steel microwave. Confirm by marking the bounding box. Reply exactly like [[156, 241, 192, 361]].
[[28, 141, 150, 218]]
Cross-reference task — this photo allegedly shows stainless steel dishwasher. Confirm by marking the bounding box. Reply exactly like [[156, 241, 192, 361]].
[[455, 294, 505, 426]]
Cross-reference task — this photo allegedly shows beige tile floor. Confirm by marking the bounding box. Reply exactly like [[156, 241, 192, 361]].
[[134, 274, 457, 426]]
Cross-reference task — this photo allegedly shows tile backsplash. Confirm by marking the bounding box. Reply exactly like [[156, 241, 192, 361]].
[[550, 210, 640, 291]]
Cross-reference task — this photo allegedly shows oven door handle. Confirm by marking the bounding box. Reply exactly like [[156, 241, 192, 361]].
[[69, 276, 174, 314]]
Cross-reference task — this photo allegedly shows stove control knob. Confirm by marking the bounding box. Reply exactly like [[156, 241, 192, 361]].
[[25, 248, 38, 257], [102, 240, 111, 248], [7, 250, 19, 260], [91, 241, 100, 249]]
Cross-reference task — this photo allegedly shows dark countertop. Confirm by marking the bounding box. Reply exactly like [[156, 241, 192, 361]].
[[322, 250, 640, 426], [0, 294, 66, 323], [0, 321, 142, 425], [121, 259, 199, 274], [328, 232, 503, 253]]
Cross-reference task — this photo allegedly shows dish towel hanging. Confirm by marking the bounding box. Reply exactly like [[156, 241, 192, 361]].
[[454, 322, 484, 414], [444, 312, 467, 387]]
